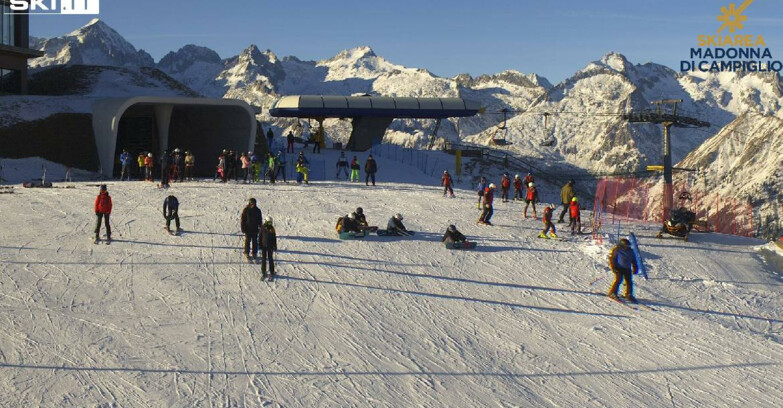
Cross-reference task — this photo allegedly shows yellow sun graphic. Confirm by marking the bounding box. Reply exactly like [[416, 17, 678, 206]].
[[717, 0, 754, 33]]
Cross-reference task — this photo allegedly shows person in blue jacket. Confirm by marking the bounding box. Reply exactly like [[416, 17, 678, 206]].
[[607, 238, 638, 303], [119, 149, 132, 181], [476, 176, 488, 209]]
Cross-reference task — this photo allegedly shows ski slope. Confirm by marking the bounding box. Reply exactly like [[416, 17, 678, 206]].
[[0, 152, 782, 407]]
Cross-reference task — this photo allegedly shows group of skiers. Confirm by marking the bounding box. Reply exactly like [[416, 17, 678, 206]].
[[470, 173, 582, 237], [335, 151, 378, 185], [119, 148, 195, 184]]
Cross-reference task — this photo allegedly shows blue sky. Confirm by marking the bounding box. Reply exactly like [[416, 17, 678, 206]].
[[29, 0, 783, 84]]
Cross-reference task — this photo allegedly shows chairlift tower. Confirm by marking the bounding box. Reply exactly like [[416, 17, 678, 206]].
[[623, 99, 710, 220]]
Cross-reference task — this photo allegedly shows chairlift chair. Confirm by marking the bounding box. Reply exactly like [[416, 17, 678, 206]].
[[491, 108, 512, 146], [539, 112, 556, 147]]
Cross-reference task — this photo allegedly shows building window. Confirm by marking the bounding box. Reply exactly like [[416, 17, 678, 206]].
[[0, 68, 22, 94], [1, 4, 15, 47]]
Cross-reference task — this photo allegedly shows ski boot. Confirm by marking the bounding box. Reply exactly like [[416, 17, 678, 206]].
[[549, 232, 557, 239], [538, 232, 548, 239]]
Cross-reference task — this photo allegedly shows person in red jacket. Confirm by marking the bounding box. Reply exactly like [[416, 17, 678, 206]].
[[500, 173, 511, 203], [478, 183, 496, 225], [441, 170, 455, 198], [94, 184, 112, 243], [569, 197, 581, 234], [513, 174, 524, 201], [523, 172, 535, 187], [523, 182, 539, 219], [538, 205, 557, 238]]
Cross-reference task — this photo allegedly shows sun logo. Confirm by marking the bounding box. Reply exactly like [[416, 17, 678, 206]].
[[717, 0, 754, 33]]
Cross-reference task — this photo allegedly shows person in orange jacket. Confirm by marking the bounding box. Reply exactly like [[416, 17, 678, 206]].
[[94, 184, 113, 243], [442, 170, 455, 198], [144, 152, 154, 181]]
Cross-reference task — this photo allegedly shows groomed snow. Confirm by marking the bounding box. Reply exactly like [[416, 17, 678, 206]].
[[1, 151, 782, 407]]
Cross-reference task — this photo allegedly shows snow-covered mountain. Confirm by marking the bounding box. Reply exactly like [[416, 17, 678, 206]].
[[30, 18, 154, 69], [678, 112, 783, 234]]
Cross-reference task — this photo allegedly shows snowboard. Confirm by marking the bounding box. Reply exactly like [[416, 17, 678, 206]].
[[360, 226, 379, 233], [445, 241, 477, 250], [628, 232, 648, 279], [376, 229, 415, 237], [338, 231, 366, 240]]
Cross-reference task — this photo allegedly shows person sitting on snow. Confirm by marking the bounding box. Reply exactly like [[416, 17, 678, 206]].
[[386, 213, 410, 236], [442, 224, 467, 245]]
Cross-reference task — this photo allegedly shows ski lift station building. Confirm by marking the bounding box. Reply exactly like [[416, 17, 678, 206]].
[[269, 95, 481, 151], [91, 96, 257, 178]]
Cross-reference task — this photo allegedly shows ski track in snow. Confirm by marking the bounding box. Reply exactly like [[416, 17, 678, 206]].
[[0, 152, 782, 407]]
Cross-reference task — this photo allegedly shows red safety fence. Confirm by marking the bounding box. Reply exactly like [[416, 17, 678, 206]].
[[593, 176, 754, 237]]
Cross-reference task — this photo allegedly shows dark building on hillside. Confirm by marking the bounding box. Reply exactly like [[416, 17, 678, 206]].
[[0, 1, 43, 94]]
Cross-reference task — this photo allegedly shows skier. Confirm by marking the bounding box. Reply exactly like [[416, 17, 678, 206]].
[[569, 197, 581, 235], [386, 213, 410, 236], [250, 151, 261, 182], [478, 183, 496, 225], [442, 224, 467, 245], [240, 198, 263, 262], [240, 152, 251, 183], [159, 150, 170, 188], [336, 151, 349, 179], [275, 150, 287, 182], [227, 150, 237, 181], [260, 216, 277, 281], [500, 173, 511, 202], [172, 148, 184, 182], [93, 184, 112, 244], [163, 194, 181, 234], [558, 179, 576, 223], [312, 129, 322, 153], [442, 170, 455, 197], [184, 150, 195, 181], [266, 128, 274, 151], [137, 152, 146, 181], [296, 152, 310, 184], [513, 174, 524, 201], [523, 182, 539, 219], [523, 172, 535, 187], [144, 152, 154, 182], [215, 151, 226, 182], [286, 130, 295, 153], [607, 238, 638, 303], [266, 153, 277, 184], [364, 154, 378, 186], [350, 155, 360, 182], [476, 176, 488, 209], [538, 205, 557, 239], [119, 149, 131, 181]]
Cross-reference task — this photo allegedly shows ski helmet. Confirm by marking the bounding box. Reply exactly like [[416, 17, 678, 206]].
[[571, 197, 578, 202], [528, 182, 534, 188], [356, 207, 363, 215], [99, 184, 107, 191], [515, 174, 520, 178], [349, 212, 357, 220], [489, 183, 496, 189], [619, 238, 630, 246], [148, 153, 153, 157], [444, 170, 448, 174], [448, 224, 457, 232], [395, 213, 403, 220], [249, 198, 257, 205], [264, 216, 273, 225]]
